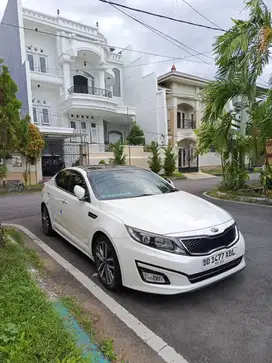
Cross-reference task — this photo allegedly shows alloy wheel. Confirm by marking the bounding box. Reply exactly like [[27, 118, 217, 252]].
[[42, 207, 50, 234], [95, 241, 115, 286]]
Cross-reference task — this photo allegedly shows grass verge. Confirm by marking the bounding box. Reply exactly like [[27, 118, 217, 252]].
[[206, 186, 272, 205], [62, 296, 117, 362], [161, 172, 187, 180], [0, 229, 89, 363], [201, 166, 262, 176]]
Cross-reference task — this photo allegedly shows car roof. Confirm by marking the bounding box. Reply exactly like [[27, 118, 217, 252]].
[[77, 165, 144, 172]]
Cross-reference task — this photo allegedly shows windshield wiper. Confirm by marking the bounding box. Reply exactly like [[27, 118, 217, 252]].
[[130, 193, 154, 198]]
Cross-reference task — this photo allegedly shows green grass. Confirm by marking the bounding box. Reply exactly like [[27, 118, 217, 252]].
[[207, 186, 267, 203], [0, 229, 88, 363], [201, 167, 223, 175], [61, 297, 117, 362], [160, 171, 187, 180], [201, 166, 262, 176]]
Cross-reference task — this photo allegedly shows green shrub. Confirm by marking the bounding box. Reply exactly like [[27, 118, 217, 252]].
[[163, 144, 177, 176], [98, 159, 106, 165], [148, 141, 162, 174], [110, 141, 127, 165]]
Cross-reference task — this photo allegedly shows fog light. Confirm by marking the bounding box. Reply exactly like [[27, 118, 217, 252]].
[[138, 266, 170, 285], [143, 271, 165, 283]]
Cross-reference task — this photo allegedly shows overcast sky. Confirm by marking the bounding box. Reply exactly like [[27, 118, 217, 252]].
[[0, 0, 271, 85]]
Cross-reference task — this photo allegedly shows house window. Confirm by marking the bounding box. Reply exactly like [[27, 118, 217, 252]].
[[90, 123, 98, 143], [182, 113, 185, 128], [27, 53, 34, 71], [41, 107, 50, 124], [39, 56, 47, 73], [112, 68, 121, 97], [168, 120, 171, 133], [70, 121, 76, 130], [81, 121, 87, 134], [32, 107, 38, 124], [177, 112, 181, 128]]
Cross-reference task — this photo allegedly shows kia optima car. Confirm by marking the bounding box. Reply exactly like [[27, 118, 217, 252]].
[[41, 165, 245, 295]]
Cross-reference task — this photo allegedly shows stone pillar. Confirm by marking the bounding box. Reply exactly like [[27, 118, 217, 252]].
[[169, 97, 177, 145], [63, 63, 71, 97], [98, 70, 105, 91]]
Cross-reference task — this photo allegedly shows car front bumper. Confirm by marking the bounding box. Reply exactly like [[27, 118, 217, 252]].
[[113, 232, 246, 295]]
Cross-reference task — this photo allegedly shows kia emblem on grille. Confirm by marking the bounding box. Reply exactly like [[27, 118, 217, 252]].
[[211, 228, 219, 233]]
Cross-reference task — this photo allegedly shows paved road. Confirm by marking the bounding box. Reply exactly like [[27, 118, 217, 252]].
[[1, 176, 271, 363]]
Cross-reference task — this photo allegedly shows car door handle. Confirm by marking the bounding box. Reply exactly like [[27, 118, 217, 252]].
[[61, 199, 68, 204], [47, 192, 52, 196]]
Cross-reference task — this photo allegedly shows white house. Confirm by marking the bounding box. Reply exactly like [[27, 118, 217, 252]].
[[0, 0, 136, 179]]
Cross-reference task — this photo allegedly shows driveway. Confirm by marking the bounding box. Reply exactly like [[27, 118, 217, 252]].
[[0, 176, 271, 363]]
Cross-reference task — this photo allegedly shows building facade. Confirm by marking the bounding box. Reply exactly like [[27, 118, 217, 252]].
[[0, 0, 136, 178], [157, 67, 220, 172]]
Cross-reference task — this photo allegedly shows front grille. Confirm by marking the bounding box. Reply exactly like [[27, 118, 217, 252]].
[[188, 257, 243, 283], [181, 224, 237, 255]]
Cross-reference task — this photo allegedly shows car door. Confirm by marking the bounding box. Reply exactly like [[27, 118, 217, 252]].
[[61, 170, 96, 252], [50, 170, 72, 234]]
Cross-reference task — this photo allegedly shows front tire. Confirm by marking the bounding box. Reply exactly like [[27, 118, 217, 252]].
[[41, 204, 53, 236], [94, 235, 122, 291]]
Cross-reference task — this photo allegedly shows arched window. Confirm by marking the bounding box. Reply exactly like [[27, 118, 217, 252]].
[[73, 75, 88, 94], [112, 68, 121, 97]]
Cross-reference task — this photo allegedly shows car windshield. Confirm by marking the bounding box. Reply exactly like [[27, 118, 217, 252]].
[[87, 168, 176, 200]]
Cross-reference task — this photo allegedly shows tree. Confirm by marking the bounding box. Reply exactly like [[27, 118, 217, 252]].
[[110, 141, 127, 165], [163, 143, 177, 176], [148, 141, 162, 174], [198, 0, 272, 189], [0, 59, 26, 161], [127, 122, 145, 145], [20, 122, 44, 185], [0, 164, 7, 187]]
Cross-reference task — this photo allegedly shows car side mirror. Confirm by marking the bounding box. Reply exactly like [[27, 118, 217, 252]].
[[164, 178, 175, 188], [74, 185, 86, 201]]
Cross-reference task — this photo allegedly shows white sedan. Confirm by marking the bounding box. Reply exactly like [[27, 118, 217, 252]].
[[41, 165, 246, 295]]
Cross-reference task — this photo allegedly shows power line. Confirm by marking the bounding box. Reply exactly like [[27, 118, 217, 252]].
[[179, 0, 224, 31], [98, 0, 226, 32], [110, 4, 214, 66], [26, 52, 214, 75], [0, 20, 213, 65]]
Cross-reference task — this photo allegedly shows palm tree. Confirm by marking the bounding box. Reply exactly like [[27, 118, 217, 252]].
[[199, 0, 272, 189]]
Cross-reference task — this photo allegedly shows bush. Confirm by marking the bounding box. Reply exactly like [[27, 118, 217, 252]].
[[163, 144, 177, 176], [0, 164, 8, 185], [110, 141, 127, 165], [148, 141, 162, 174], [98, 159, 106, 165], [127, 122, 145, 145]]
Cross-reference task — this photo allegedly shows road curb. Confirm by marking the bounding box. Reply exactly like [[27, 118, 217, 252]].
[[2, 223, 188, 363], [203, 191, 272, 208]]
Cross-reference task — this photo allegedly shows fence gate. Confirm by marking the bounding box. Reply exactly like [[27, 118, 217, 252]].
[[178, 145, 199, 173], [63, 142, 89, 168]]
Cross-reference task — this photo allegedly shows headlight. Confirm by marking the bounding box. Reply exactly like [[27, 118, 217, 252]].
[[126, 226, 186, 255]]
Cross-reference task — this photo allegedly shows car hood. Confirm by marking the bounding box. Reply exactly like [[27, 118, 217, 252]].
[[99, 191, 233, 235]]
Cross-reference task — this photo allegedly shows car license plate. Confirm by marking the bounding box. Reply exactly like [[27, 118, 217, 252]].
[[202, 247, 237, 270]]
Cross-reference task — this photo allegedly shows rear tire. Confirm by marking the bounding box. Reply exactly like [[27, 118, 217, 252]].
[[41, 204, 53, 236], [93, 234, 122, 291]]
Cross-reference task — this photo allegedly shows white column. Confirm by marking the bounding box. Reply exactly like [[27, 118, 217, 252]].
[[98, 70, 105, 90], [63, 63, 71, 97]]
